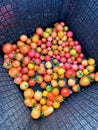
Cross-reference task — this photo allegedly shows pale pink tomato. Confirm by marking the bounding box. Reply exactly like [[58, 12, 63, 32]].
[[46, 41, 52, 47], [47, 36, 52, 41], [8, 52, 14, 59], [80, 53, 84, 58], [35, 58, 41, 65], [66, 31, 73, 37], [35, 52, 40, 58], [28, 50, 35, 58], [71, 64, 78, 71], [60, 57, 66, 63], [56, 55, 60, 60], [74, 41, 79, 45], [65, 52, 70, 58], [45, 55, 51, 61], [62, 42, 66, 47], [75, 45, 81, 52], [36, 27, 43, 35], [37, 40, 42, 46], [65, 63, 71, 70], [78, 65, 84, 70], [14, 76, 22, 85], [60, 22, 65, 26]]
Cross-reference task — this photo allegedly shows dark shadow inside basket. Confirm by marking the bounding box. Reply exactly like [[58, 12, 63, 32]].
[[0, 0, 98, 130]]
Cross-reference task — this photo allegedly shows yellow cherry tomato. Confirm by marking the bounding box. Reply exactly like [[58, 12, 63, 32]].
[[31, 108, 41, 119], [40, 98, 47, 105], [86, 65, 95, 73], [58, 31, 64, 39], [42, 90, 48, 97], [43, 32, 49, 38], [20, 81, 29, 90], [51, 73, 58, 80], [58, 68, 65, 75], [88, 58, 95, 65], [51, 80, 58, 87], [28, 63, 34, 69], [53, 101, 60, 109], [41, 105, 48, 111], [83, 69, 90, 75]]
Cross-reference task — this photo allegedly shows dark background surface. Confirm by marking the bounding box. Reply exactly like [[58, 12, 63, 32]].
[[0, 0, 98, 129]]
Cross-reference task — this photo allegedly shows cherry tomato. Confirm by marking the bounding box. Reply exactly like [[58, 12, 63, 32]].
[[12, 60, 20, 68], [14, 76, 22, 85], [65, 69, 76, 78], [24, 88, 34, 98], [53, 101, 60, 109], [40, 82, 47, 89], [28, 79, 36, 87], [9, 68, 19, 78], [42, 90, 49, 97], [72, 84, 80, 92], [44, 74, 51, 82], [34, 91, 42, 101], [52, 88, 59, 96], [31, 107, 41, 119], [24, 98, 33, 107], [60, 88, 70, 97], [47, 100, 53, 107], [3, 43, 13, 54], [3, 62, 12, 69], [22, 74, 29, 81], [20, 45, 30, 55], [40, 98, 47, 105], [20, 81, 29, 90], [56, 95, 63, 103], [68, 78, 76, 87], [47, 92, 55, 102], [58, 80, 66, 87], [28, 70, 35, 77]]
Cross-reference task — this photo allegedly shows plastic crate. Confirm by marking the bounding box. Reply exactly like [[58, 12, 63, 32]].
[[0, 0, 98, 130]]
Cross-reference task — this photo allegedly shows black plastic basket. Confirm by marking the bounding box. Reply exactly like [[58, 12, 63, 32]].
[[0, 0, 98, 130]]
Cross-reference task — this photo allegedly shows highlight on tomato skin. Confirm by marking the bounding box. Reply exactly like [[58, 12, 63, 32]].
[[2, 21, 97, 119]]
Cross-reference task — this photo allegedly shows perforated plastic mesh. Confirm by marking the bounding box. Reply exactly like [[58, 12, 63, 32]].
[[0, 0, 98, 130]]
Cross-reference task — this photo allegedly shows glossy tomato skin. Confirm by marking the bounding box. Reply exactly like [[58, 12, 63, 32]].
[[24, 88, 34, 98], [60, 88, 70, 97], [3, 43, 13, 54], [47, 93, 55, 102], [65, 69, 76, 78], [28, 79, 36, 87], [9, 68, 19, 78], [44, 74, 51, 82]]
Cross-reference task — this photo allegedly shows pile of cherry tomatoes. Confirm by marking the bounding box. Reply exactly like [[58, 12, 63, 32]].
[[2, 22, 98, 119]]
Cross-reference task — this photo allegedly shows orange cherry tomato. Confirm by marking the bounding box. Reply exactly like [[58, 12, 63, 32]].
[[12, 60, 20, 68], [24, 98, 33, 107], [32, 34, 39, 43], [52, 88, 59, 96], [20, 34, 28, 42], [56, 95, 63, 103], [44, 74, 52, 82], [40, 82, 47, 89], [9, 67, 19, 78], [22, 74, 29, 81], [24, 88, 34, 98]]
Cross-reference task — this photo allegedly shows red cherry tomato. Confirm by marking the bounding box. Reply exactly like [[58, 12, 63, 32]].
[[28, 79, 36, 87], [65, 69, 76, 78], [3, 43, 13, 54], [60, 88, 70, 97]]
